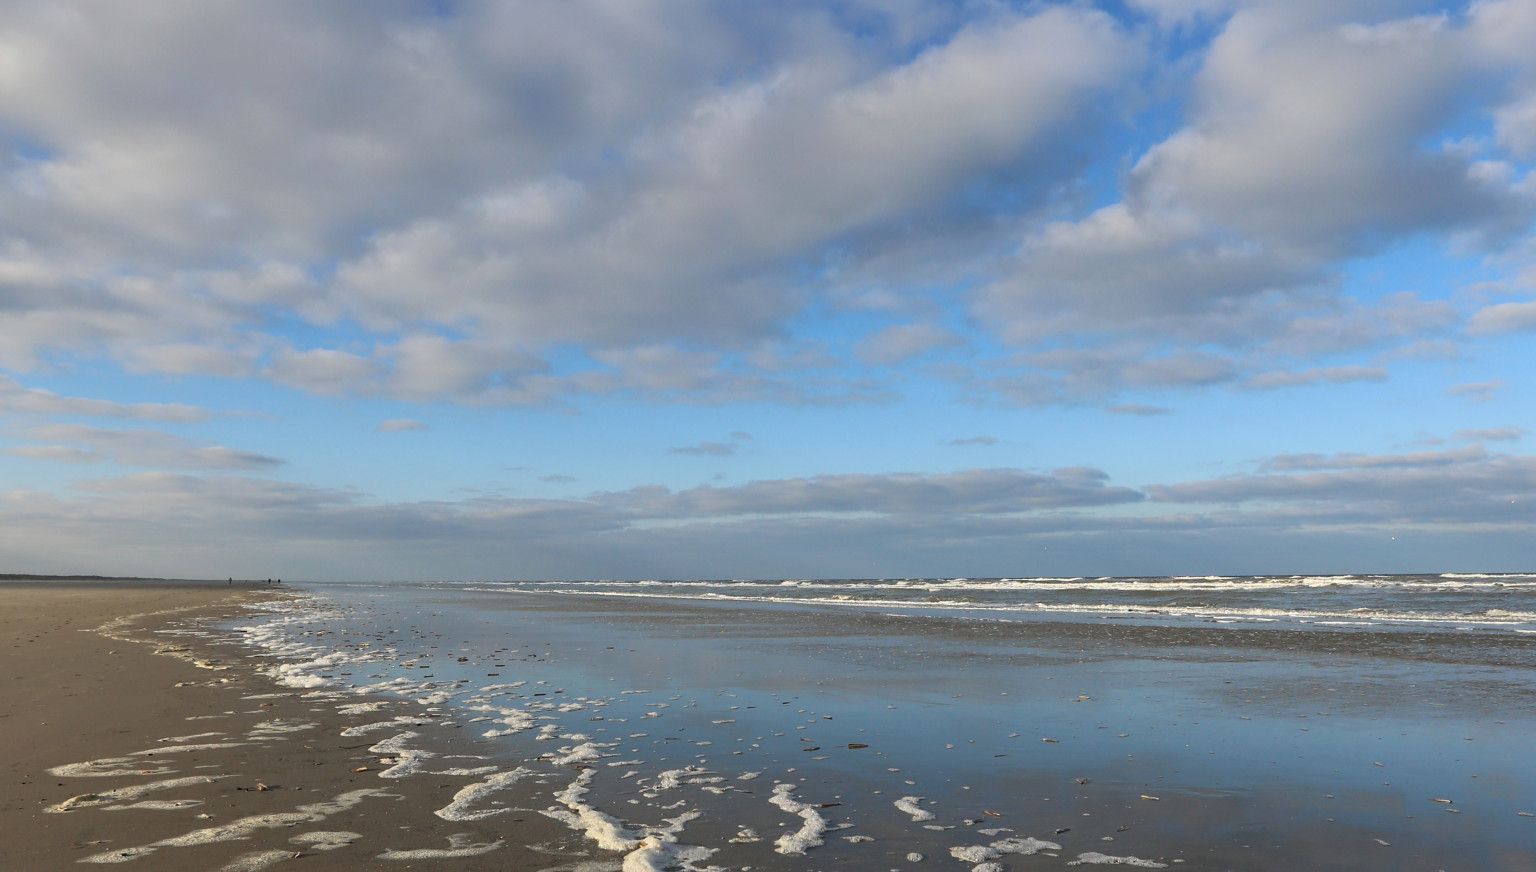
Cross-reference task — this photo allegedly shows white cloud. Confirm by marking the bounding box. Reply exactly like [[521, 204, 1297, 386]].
[[264, 348, 380, 395], [977, 1, 1535, 376], [0, 0, 1529, 416], [0, 2, 1142, 403]]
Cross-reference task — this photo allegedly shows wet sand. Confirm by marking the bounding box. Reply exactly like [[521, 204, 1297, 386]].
[[0, 582, 566, 871]]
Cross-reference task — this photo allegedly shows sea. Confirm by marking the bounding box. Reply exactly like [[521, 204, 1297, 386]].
[[222, 573, 1536, 870]]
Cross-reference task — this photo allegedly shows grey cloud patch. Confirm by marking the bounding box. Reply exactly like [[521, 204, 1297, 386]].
[[1454, 427, 1525, 442], [10, 424, 282, 471], [597, 467, 1142, 518], [376, 419, 429, 433], [0, 376, 209, 422], [1149, 451, 1536, 528], [669, 441, 739, 457], [1243, 366, 1388, 390], [1261, 445, 1487, 472], [856, 323, 964, 366], [1447, 380, 1504, 400], [5, 444, 101, 464], [1106, 403, 1172, 416], [124, 343, 259, 378], [948, 435, 999, 446], [974, 346, 1240, 407], [1467, 299, 1536, 335], [669, 431, 753, 457]]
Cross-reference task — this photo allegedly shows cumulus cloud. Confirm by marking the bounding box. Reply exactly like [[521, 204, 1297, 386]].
[[975, 1, 1535, 398], [0, 2, 1528, 409], [0, 1, 1153, 405]]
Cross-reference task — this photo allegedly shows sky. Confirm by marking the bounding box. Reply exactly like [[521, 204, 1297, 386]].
[[1, 0, 1534, 580]]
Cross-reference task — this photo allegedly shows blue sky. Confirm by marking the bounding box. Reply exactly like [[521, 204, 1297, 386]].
[[1, 0, 1534, 579]]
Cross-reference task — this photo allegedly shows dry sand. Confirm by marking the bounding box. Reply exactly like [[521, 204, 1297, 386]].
[[0, 582, 565, 871]]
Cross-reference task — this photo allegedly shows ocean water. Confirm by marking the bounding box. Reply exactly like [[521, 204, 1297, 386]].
[[223, 574, 1536, 870], [461, 573, 1536, 634]]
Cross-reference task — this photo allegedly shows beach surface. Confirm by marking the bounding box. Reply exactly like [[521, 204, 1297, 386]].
[[0, 580, 565, 871], [6, 575, 1536, 871]]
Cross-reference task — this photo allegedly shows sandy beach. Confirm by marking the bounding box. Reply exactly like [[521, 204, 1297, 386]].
[[0, 581, 566, 871]]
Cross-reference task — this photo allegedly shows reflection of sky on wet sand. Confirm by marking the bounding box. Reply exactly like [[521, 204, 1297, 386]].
[[241, 583, 1536, 869]]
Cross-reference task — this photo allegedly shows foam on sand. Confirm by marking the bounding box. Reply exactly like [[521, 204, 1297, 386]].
[[949, 836, 1061, 864], [101, 799, 204, 811], [649, 766, 717, 794], [895, 795, 935, 821], [1068, 852, 1168, 867], [484, 707, 536, 737], [378, 833, 505, 860], [340, 716, 435, 736], [543, 768, 643, 851], [434, 768, 534, 821], [289, 831, 361, 851], [157, 731, 225, 742], [549, 740, 615, 766], [217, 850, 296, 872], [265, 652, 350, 689], [368, 732, 436, 778], [620, 811, 718, 872], [47, 775, 225, 813], [769, 783, 829, 855], [130, 742, 247, 756], [336, 701, 389, 715], [79, 788, 387, 864], [48, 757, 174, 778], [247, 719, 316, 737]]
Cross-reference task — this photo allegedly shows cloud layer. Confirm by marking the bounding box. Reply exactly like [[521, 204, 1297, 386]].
[[1, 1, 1526, 408], [2, 437, 1531, 579]]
